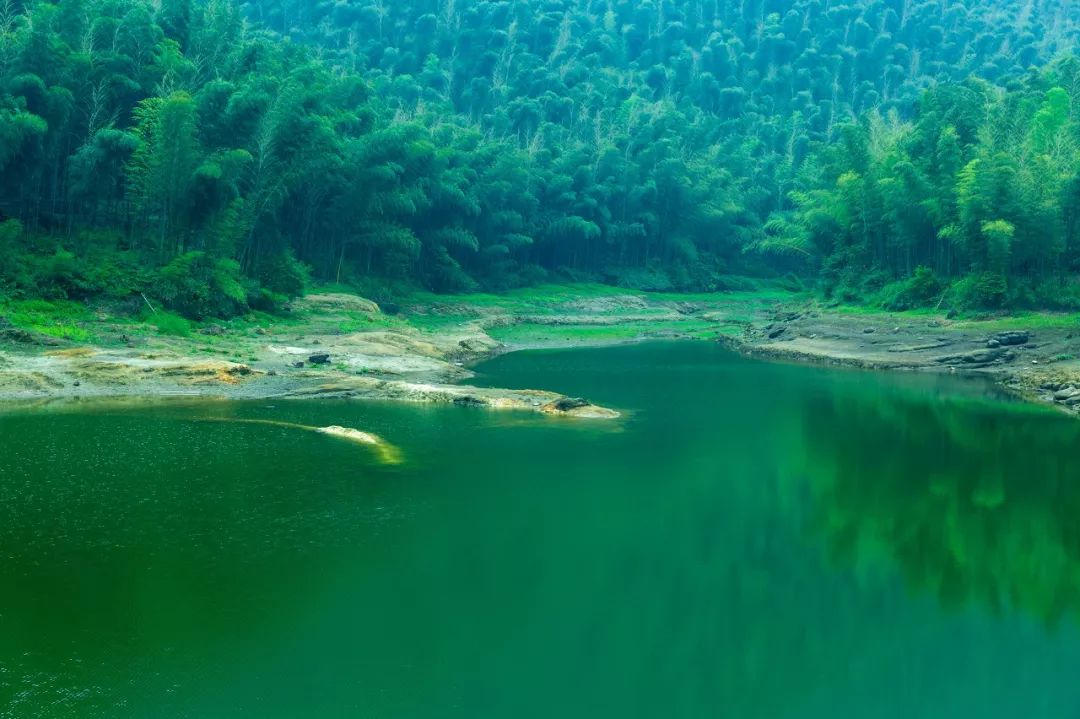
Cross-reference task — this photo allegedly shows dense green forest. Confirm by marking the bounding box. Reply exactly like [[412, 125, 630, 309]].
[[3, 0, 1080, 317]]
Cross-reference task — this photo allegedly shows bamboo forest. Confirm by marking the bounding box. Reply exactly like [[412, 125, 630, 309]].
[[3, 1, 1080, 717]]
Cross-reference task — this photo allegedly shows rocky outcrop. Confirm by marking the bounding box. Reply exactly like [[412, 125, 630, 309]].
[[0, 328, 61, 346], [935, 347, 1016, 367], [989, 331, 1030, 347], [296, 293, 380, 314], [540, 399, 620, 419], [280, 377, 619, 419]]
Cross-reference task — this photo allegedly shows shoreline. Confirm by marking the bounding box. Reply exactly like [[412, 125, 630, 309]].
[[3, 286, 1080, 417]]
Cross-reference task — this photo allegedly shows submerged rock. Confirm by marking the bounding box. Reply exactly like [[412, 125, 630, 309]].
[[316, 425, 380, 445]]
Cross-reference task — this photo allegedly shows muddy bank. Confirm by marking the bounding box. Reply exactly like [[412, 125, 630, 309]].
[[719, 303, 1080, 414], [0, 291, 634, 419], [4, 287, 1080, 417]]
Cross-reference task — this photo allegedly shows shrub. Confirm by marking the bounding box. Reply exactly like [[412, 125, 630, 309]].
[[715, 275, 761, 292], [255, 250, 310, 298], [1006, 278, 1080, 311], [876, 266, 942, 310], [948, 272, 1008, 310], [148, 310, 192, 336], [155, 252, 248, 319], [605, 264, 673, 291], [248, 287, 289, 313]]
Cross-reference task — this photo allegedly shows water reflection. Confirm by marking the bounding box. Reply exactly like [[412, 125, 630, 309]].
[[793, 383, 1080, 629]]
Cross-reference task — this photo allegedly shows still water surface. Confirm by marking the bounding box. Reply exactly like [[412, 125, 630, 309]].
[[1, 342, 1079, 718]]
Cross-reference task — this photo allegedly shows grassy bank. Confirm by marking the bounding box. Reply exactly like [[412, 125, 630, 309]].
[[5, 281, 1080, 418]]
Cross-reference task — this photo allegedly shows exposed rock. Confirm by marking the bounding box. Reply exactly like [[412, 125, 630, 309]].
[[0, 328, 61, 346], [991, 331, 1030, 346], [936, 347, 1014, 366], [0, 328, 37, 343], [292, 361, 305, 369], [1053, 387, 1079, 401], [453, 395, 487, 407], [675, 302, 702, 315], [540, 397, 619, 419], [308, 353, 331, 365], [548, 397, 590, 412], [200, 324, 226, 336], [887, 340, 954, 353], [298, 293, 380, 314], [558, 404, 621, 419], [768, 327, 786, 339], [863, 327, 876, 334], [987, 338, 1001, 348]]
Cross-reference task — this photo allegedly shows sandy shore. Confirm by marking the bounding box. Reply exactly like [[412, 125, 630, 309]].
[[3, 287, 1080, 416]]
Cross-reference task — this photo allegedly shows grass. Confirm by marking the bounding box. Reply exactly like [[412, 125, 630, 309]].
[[831, 303, 939, 318], [487, 318, 724, 345], [146, 310, 192, 337], [0, 299, 96, 342], [404, 282, 798, 321], [3, 285, 756, 358], [23, 278, 1077, 357], [952, 312, 1080, 332]]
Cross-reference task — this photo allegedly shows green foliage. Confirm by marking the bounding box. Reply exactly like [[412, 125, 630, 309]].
[[876, 267, 943, 311], [789, 71, 1080, 310], [1005, 278, 1080, 312], [0, 299, 93, 341], [255, 251, 310, 298], [949, 273, 1009, 311], [147, 310, 192, 337], [1, 0, 1079, 309], [155, 252, 247, 319], [0, 220, 23, 296]]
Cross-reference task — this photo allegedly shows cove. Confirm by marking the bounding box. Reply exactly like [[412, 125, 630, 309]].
[[1, 342, 1079, 718]]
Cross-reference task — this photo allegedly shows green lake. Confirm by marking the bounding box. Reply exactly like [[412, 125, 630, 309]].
[[2, 342, 1079, 718]]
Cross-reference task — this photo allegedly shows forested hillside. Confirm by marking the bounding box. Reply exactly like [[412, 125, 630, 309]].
[[771, 64, 1080, 310], [2, 0, 1079, 317]]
